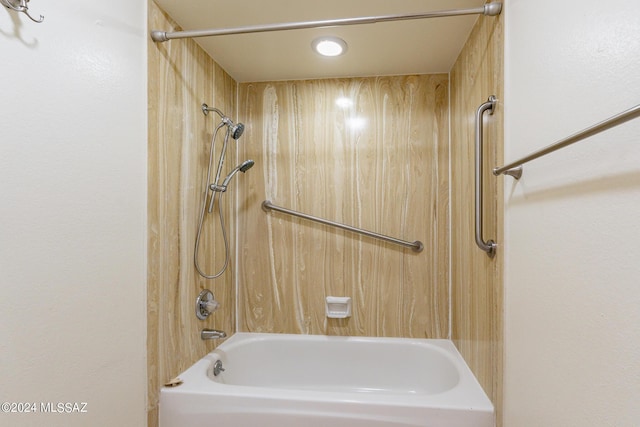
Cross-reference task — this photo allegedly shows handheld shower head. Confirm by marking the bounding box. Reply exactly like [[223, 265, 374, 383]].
[[237, 159, 254, 172], [222, 159, 254, 187], [210, 160, 255, 193]]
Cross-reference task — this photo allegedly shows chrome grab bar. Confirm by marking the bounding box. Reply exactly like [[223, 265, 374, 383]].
[[262, 200, 424, 253], [493, 104, 640, 178], [475, 96, 497, 257]]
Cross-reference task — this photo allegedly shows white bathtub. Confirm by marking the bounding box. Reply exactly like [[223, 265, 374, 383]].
[[159, 333, 494, 427]]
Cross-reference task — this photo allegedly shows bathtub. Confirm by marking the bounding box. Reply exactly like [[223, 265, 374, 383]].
[[159, 333, 494, 427]]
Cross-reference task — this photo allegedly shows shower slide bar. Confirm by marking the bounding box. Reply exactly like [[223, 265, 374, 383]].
[[475, 96, 498, 257], [262, 200, 424, 253], [151, 3, 502, 42], [494, 104, 640, 178]]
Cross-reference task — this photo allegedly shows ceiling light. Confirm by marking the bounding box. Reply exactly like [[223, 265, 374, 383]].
[[312, 36, 347, 57]]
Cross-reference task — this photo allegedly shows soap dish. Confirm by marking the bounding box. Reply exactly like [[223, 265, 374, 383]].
[[325, 296, 352, 319]]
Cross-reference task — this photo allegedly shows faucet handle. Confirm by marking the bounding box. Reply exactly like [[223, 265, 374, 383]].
[[204, 300, 220, 313], [196, 289, 220, 320]]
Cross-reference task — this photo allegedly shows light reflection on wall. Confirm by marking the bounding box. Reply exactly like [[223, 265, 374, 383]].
[[336, 97, 366, 131], [346, 116, 367, 131]]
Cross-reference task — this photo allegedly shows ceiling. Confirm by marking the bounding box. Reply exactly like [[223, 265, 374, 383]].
[[152, 0, 488, 82]]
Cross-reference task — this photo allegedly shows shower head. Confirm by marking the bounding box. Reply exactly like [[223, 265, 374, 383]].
[[211, 160, 255, 193], [238, 159, 254, 172], [221, 160, 254, 187], [202, 103, 244, 139], [230, 122, 244, 140]]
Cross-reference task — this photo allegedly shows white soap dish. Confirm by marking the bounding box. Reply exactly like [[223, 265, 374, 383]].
[[326, 296, 352, 319]]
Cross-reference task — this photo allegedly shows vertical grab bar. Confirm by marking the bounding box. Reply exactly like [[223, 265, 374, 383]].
[[475, 96, 497, 257]]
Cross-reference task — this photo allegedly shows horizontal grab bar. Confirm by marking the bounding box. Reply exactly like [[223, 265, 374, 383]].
[[494, 104, 640, 178], [261, 200, 424, 253]]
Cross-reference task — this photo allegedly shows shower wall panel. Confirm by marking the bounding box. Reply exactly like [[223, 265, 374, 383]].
[[147, 1, 237, 425], [450, 11, 504, 427], [237, 75, 449, 338]]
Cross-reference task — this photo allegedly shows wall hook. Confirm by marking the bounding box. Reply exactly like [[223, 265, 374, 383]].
[[2, 0, 44, 23]]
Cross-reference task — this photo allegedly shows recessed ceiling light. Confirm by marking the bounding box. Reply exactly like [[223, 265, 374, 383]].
[[312, 36, 348, 57]]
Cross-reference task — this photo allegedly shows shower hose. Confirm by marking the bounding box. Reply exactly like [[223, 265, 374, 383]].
[[194, 123, 231, 279]]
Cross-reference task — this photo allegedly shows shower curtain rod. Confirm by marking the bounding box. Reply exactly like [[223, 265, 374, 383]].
[[151, 2, 502, 42]]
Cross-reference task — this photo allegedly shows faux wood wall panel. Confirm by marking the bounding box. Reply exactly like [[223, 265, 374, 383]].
[[237, 75, 450, 338], [147, 1, 237, 425], [147, 3, 503, 425], [450, 11, 504, 427]]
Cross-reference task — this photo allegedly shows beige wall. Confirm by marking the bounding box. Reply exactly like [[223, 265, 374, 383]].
[[450, 10, 504, 427], [237, 76, 450, 338], [147, 1, 238, 425]]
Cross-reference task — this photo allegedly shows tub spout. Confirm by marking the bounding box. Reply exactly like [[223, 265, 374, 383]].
[[201, 329, 227, 340]]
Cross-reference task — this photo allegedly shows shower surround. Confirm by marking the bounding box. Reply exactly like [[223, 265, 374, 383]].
[[237, 75, 450, 338], [148, 0, 503, 425]]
